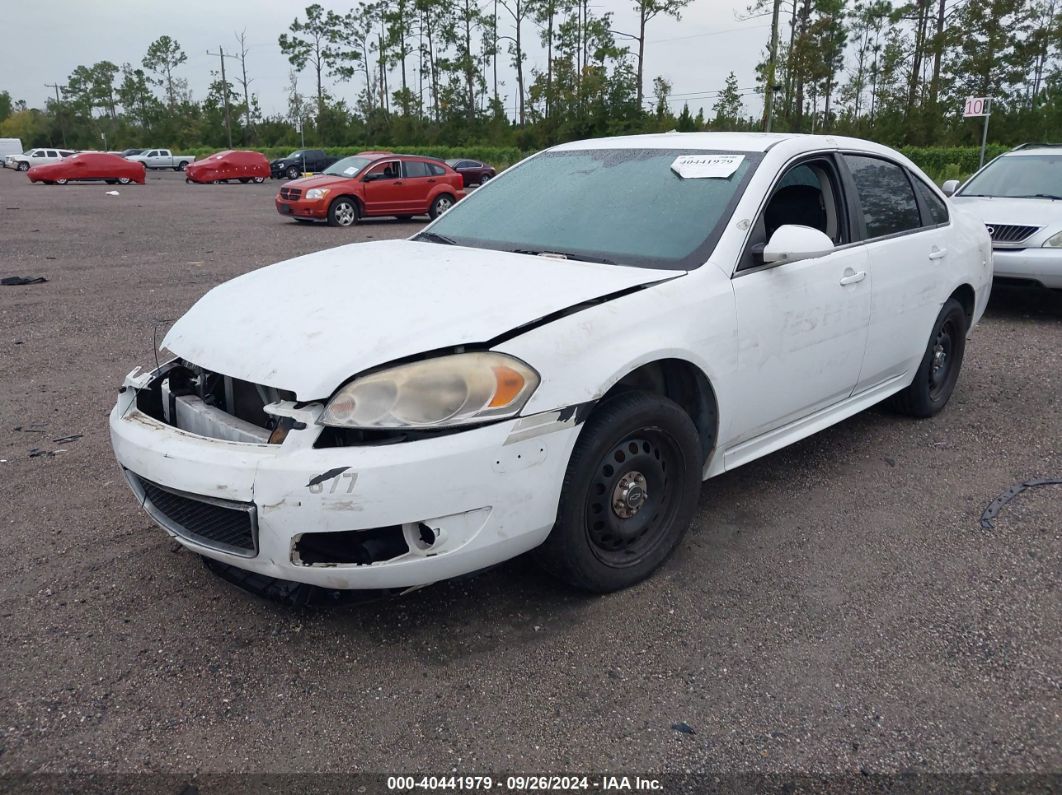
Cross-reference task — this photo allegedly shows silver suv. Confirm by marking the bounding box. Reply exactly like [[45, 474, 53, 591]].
[[944, 144, 1062, 290]]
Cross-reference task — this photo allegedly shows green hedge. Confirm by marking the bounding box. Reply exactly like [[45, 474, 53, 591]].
[[900, 145, 1007, 182]]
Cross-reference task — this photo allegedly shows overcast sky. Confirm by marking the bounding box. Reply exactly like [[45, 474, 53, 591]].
[[2, 0, 771, 120]]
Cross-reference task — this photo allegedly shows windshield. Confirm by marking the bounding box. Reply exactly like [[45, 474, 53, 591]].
[[286, 151, 306, 159], [959, 154, 1062, 198], [323, 156, 372, 177], [425, 149, 760, 269]]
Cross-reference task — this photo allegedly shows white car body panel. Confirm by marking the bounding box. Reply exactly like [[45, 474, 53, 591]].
[[111, 132, 993, 591], [163, 239, 683, 400]]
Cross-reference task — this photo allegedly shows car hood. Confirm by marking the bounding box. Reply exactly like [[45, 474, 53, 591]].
[[281, 174, 349, 189], [951, 196, 1062, 226], [162, 240, 683, 400]]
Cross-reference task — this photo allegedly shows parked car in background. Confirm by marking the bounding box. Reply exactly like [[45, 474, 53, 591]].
[[0, 138, 23, 163], [944, 143, 1062, 290], [185, 150, 270, 184], [126, 149, 194, 171], [445, 158, 497, 186], [5, 147, 77, 171], [270, 149, 338, 180], [27, 152, 146, 185], [275, 153, 464, 226], [111, 132, 991, 599]]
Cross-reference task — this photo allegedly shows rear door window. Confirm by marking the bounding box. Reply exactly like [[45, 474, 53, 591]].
[[843, 155, 921, 239], [911, 177, 949, 226], [403, 160, 431, 178]]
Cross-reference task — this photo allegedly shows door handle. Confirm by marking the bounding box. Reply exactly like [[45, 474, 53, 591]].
[[839, 269, 866, 286], [928, 247, 948, 260]]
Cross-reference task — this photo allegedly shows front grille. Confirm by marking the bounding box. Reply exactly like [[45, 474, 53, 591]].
[[279, 187, 302, 200], [128, 472, 258, 557], [986, 224, 1038, 244]]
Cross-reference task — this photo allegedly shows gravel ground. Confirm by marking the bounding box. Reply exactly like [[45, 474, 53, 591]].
[[0, 168, 1059, 783]]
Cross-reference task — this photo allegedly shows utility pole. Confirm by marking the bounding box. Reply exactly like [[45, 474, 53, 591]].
[[206, 46, 234, 147], [44, 82, 67, 147], [763, 0, 782, 131]]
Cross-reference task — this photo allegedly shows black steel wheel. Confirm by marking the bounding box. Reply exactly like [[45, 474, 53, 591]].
[[891, 297, 968, 418], [535, 391, 702, 592]]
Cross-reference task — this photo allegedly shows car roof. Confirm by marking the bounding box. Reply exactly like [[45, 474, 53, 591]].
[[1005, 144, 1062, 156], [550, 131, 902, 156]]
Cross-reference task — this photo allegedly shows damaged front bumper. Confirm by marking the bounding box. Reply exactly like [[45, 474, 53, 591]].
[[110, 365, 583, 591]]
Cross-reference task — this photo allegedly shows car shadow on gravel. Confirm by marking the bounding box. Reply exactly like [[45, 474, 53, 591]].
[[984, 283, 1062, 319]]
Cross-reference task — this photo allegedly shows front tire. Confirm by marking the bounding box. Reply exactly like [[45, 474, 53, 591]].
[[890, 298, 968, 418], [253, 176, 265, 184], [56, 178, 68, 185], [117, 177, 131, 185], [17, 162, 29, 172], [429, 193, 455, 219], [534, 391, 702, 592], [327, 197, 359, 227], [286, 166, 300, 180]]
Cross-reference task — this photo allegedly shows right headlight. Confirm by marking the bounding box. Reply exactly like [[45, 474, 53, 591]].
[[1043, 231, 1062, 248], [319, 352, 540, 429]]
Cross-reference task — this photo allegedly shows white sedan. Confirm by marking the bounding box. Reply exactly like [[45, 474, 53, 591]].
[[110, 132, 992, 597]]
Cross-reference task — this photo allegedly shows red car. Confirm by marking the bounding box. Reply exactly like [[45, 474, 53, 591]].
[[27, 152, 146, 185], [275, 154, 465, 226], [185, 150, 270, 184]]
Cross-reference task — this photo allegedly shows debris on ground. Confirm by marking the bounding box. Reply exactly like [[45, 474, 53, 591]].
[[105, 191, 120, 196], [29, 448, 67, 459], [1, 276, 48, 286], [52, 434, 83, 444], [980, 478, 1062, 529], [671, 722, 696, 735]]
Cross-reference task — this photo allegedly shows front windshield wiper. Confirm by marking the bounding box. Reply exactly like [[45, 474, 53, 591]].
[[1012, 193, 1062, 200], [413, 231, 457, 245], [511, 249, 617, 265]]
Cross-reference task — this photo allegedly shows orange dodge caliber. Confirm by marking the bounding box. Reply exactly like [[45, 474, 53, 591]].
[[274, 153, 466, 226]]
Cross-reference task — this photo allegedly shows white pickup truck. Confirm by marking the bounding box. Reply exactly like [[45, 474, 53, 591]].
[[126, 149, 195, 171]]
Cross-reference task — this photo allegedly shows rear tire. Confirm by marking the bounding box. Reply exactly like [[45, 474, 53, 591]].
[[176, 161, 188, 171], [327, 197, 359, 227], [429, 193, 455, 219], [890, 298, 967, 418], [118, 177, 131, 185], [534, 391, 702, 593], [56, 178, 68, 185]]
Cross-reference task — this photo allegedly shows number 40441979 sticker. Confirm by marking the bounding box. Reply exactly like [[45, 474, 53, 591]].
[[671, 154, 744, 179]]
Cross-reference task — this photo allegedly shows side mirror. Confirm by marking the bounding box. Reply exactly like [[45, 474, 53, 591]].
[[363, 172, 381, 182], [763, 225, 835, 265], [941, 179, 960, 196]]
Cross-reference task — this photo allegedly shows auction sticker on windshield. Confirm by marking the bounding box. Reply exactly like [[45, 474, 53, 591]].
[[671, 154, 744, 179]]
